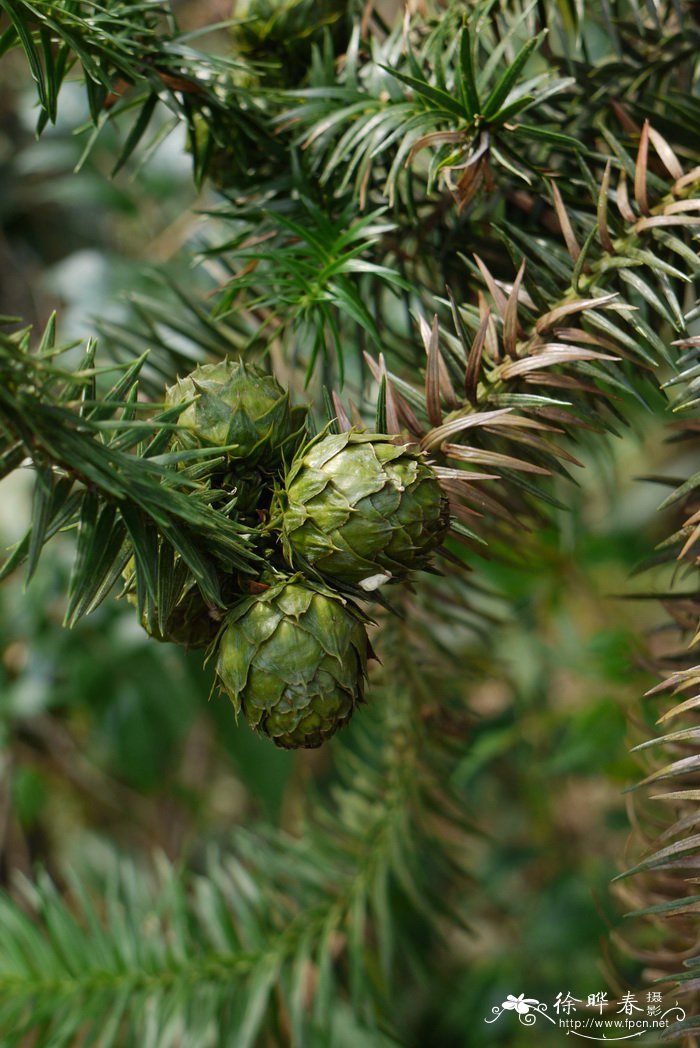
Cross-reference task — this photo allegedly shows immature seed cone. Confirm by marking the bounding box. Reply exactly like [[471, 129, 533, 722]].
[[141, 586, 221, 649], [231, 0, 347, 80], [273, 431, 450, 590], [216, 580, 370, 749], [166, 359, 300, 468], [122, 559, 225, 650]]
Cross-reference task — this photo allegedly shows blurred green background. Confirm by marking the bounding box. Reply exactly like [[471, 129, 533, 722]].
[[0, 16, 685, 1045]]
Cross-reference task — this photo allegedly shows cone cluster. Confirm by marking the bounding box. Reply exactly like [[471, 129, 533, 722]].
[[123, 360, 449, 748]]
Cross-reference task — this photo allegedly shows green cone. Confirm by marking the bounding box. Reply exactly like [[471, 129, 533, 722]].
[[140, 585, 221, 649], [166, 359, 300, 468], [123, 570, 221, 650], [273, 431, 450, 590], [216, 580, 370, 749], [231, 0, 346, 80]]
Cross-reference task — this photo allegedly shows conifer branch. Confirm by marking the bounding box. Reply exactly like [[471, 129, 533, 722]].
[[0, 321, 262, 616], [0, 610, 472, 1047]]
